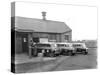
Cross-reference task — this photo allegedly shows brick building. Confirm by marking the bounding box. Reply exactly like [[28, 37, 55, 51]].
[[11, 12, 72, 54]]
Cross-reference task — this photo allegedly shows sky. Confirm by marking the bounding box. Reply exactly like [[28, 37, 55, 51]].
[[15, 2, 97, 40]]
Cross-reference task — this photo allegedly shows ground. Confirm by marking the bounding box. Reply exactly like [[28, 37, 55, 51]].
[[15, 47, 97, 73]]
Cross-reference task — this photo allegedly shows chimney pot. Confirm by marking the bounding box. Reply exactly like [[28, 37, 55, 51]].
[[42, 11, 46, 20]]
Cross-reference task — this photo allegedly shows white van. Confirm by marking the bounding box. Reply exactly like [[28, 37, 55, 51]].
[[72, 43, 88, 55], [56, 43, 75, 56]]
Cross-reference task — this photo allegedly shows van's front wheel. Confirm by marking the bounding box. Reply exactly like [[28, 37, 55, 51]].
[[49, 53, 55, 57], [68, 51, 73, 56], [72, 53, 76, 56], [82, 50, 88, 55]]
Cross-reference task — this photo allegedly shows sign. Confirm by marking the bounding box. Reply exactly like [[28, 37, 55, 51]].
[[40, 38, 48, 43]]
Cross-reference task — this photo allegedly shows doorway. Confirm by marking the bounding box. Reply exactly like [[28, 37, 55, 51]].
[[22, 34, 28, 53]]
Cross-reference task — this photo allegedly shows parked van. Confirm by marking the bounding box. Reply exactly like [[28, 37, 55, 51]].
[[34, 42, 60, 57], [56, 43, 75, 56], [72, 43, 88, 55]]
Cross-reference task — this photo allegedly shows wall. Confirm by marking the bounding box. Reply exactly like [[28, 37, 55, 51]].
[[15, 32, 29, 54], [32, 32, 72, 42], [61, 31, 72, 42], [32, 32, 61, 42], [32, 32, 48, 38], [15, 31, 72, 54], [15, 32, 23, 53]]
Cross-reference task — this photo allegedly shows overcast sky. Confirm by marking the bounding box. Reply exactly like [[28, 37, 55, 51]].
[[15, 2, 97, 40]]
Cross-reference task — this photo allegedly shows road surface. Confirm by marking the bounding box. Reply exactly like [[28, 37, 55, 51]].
[[50, 55, 96, 71], [49, 48, 97, 71], [15, 48, 97, 73]]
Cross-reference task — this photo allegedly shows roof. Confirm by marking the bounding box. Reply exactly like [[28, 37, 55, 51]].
[[13, 16, 71, 33]]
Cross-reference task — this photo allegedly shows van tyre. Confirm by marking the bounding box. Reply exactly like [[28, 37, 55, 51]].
[[72, 53, 76, 56], [68, 51, 73, 56], [82, 50, 88, 55], [49, 53, 54, 57], [84, 52, 88, 55]]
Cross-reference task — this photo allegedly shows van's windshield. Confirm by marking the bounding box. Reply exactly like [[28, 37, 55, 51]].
[[57, 44, 70, 47], [36, 44, 51, 47], [72, 44, 83, 47]]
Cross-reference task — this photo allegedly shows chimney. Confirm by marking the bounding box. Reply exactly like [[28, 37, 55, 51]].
[[42, 11, 46, 20]]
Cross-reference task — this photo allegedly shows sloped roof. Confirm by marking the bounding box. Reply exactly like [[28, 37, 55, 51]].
[[14, 16, 71, 33]]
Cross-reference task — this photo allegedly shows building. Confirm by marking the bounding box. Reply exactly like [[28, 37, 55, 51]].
[[11, 12, 72, 54]]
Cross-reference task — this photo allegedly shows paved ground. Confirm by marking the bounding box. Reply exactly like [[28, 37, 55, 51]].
[[15, 53, 56, 64], [15, 56, 69, 73], [50, 48, 97, 71], [15, 48, 97, 73], [50, 54, 96, 71]]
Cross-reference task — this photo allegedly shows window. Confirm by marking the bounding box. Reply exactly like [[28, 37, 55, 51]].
[[65, 35, 69, 41], [72, 44, 82, 47], [65, 44, 70, 47], [57, 44, 70, 47], [36, 44, 51, 47], [49, 34, 56, 42], [57, 44, 65, 47]]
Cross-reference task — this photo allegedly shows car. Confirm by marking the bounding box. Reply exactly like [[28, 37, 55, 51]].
[[56, 43, 75, 56], [72, 43, 88, 55], [34, 42, 59, 57]]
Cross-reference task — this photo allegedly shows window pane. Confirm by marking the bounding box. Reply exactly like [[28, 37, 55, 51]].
[[65, 35, 69, 40], [49, 34, 56, 40]]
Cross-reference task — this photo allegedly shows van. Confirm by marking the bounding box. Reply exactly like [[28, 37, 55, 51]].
[[56, 43, 75, 56], [35, 42, 59, 57], [72, 43, 88, 55]]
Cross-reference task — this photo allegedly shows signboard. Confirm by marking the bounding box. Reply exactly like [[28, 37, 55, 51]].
[[39, 38, 48, 43]]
